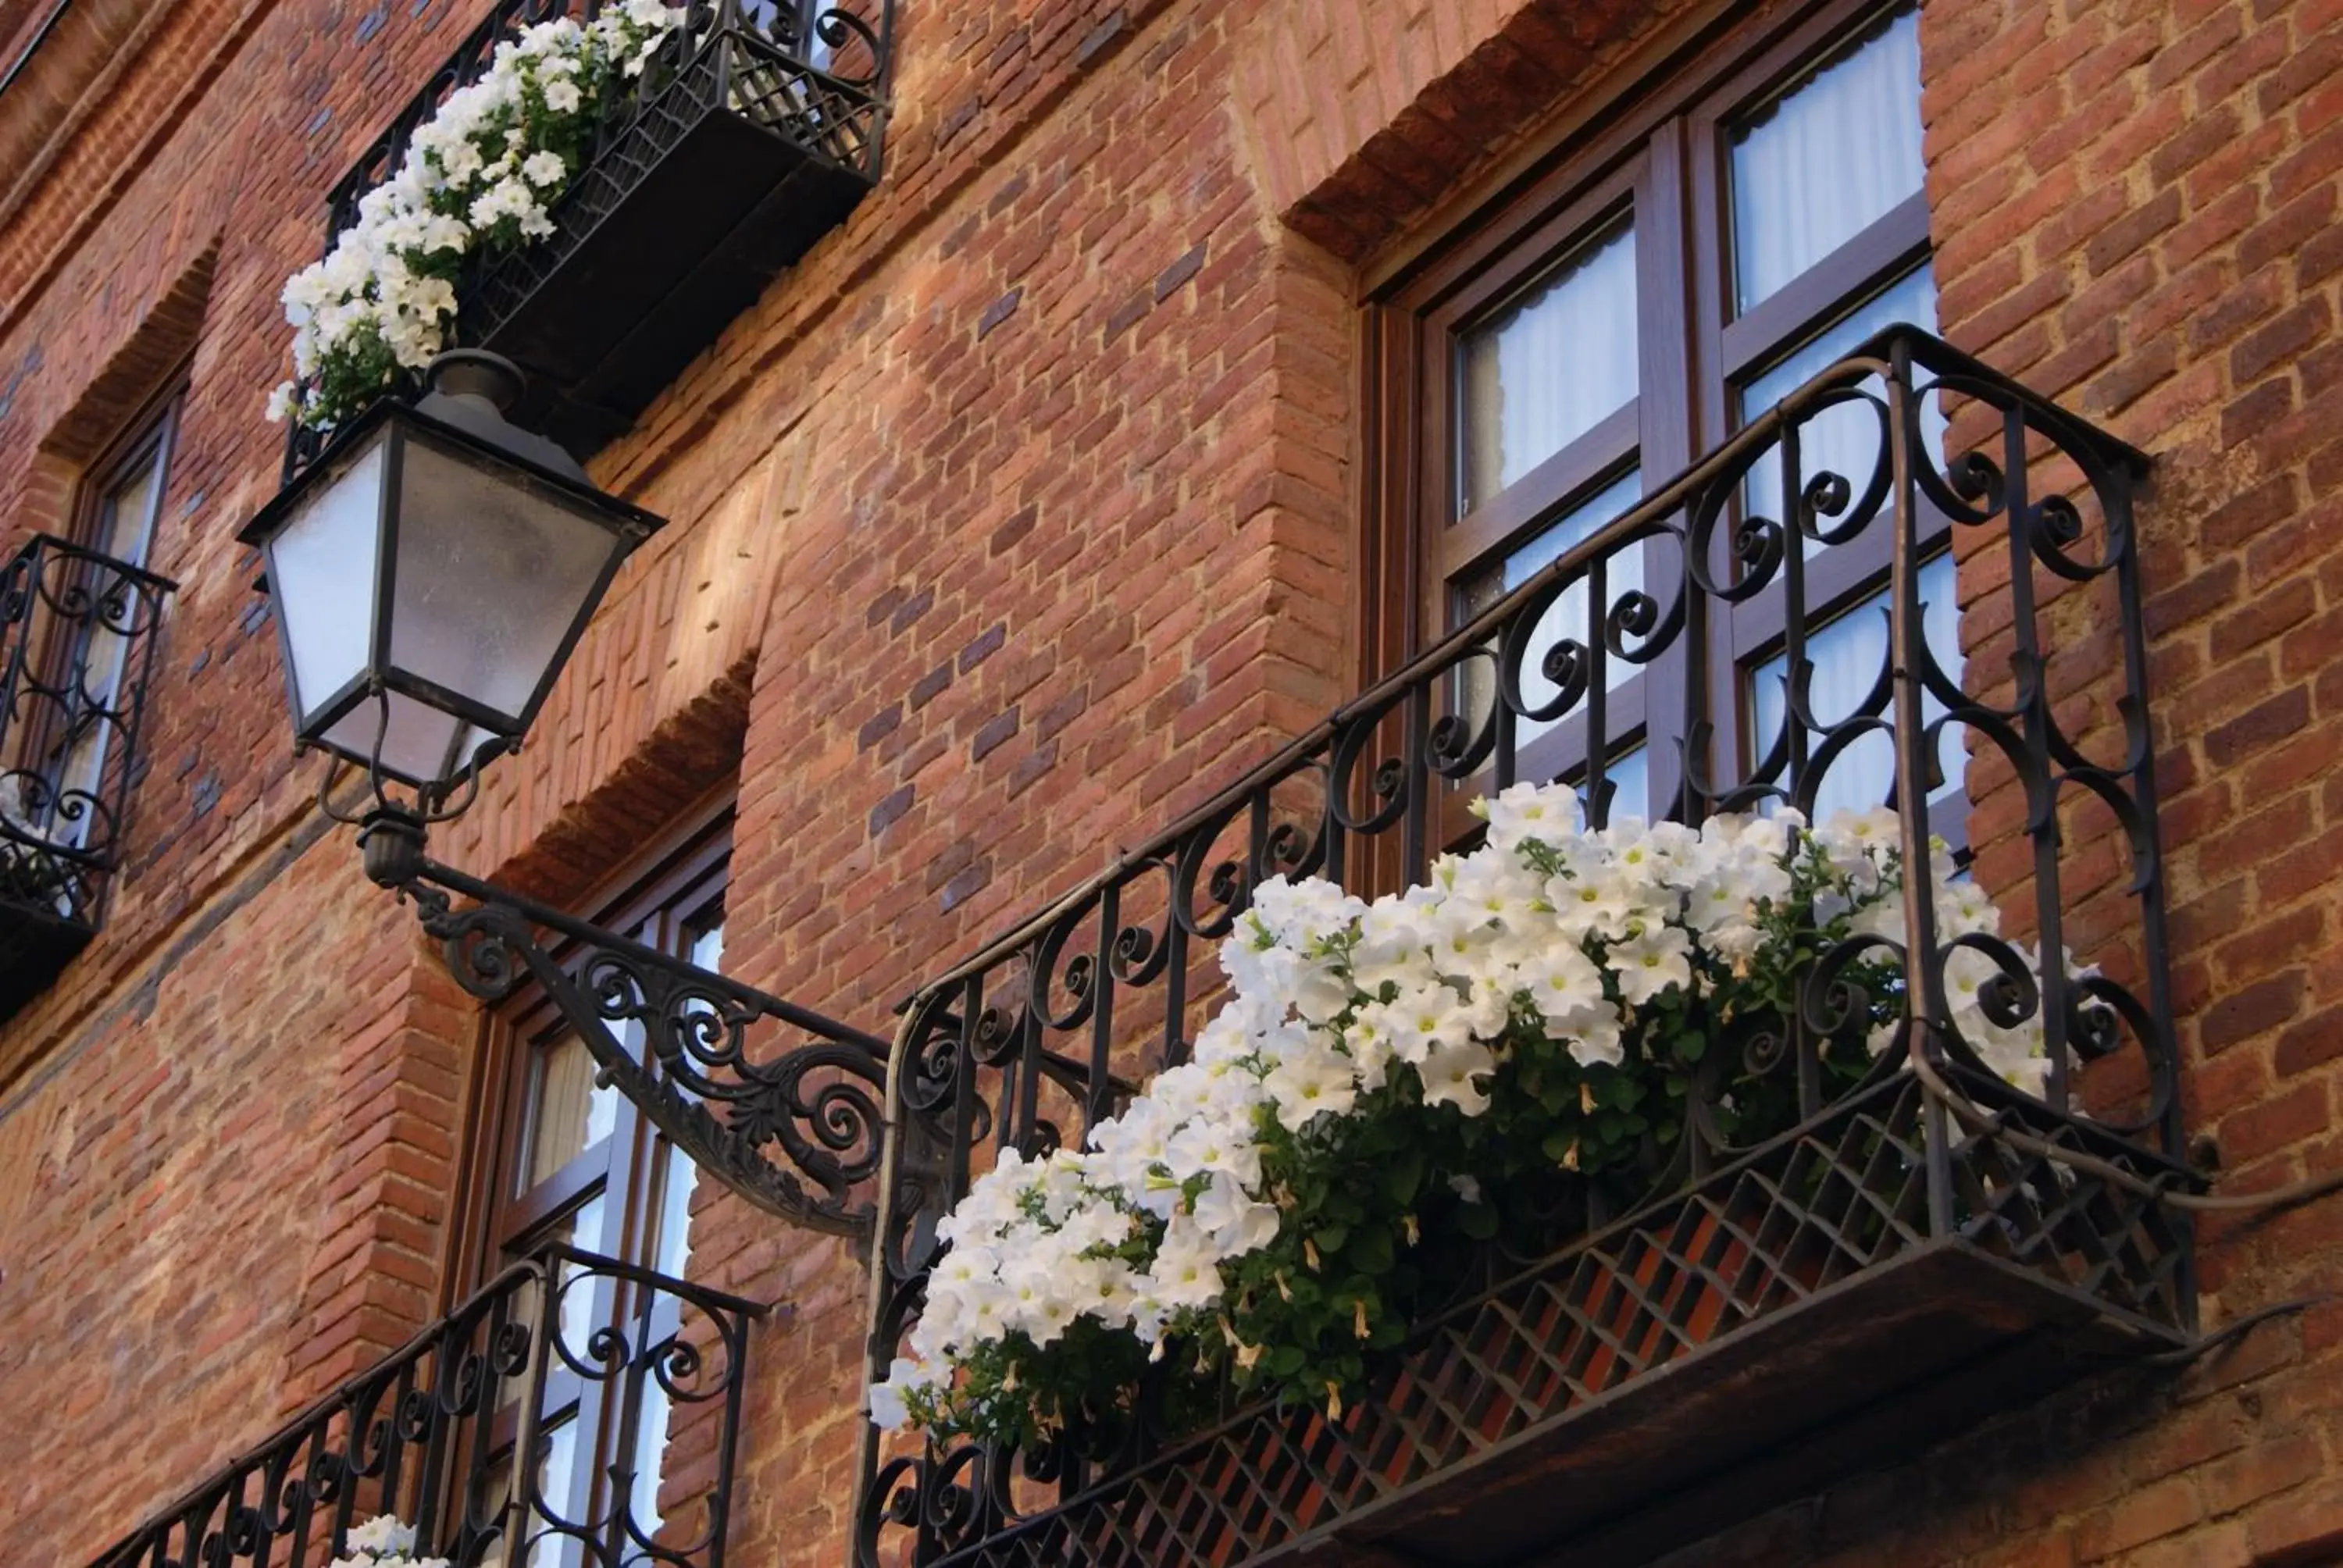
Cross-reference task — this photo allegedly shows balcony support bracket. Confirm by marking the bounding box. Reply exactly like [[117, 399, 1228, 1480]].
[[358, 804, 888, 1239]]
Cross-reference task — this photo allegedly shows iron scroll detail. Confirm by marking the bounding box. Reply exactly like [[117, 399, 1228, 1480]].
[[363, 809, 889, 1239]]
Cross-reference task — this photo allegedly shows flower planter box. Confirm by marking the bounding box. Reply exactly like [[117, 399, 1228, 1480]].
[[925, 1077, 2191, 1567], [282, 1, 890, 477], [467, 22, 886, 454], [0, 878, 94, 1019]]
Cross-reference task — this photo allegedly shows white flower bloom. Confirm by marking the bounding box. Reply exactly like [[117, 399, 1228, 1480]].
[[1165, 1118, 1264, 1190], [1262, 1053, 1357, 1131], [1475, 779, 1582, 850], [1420, 1038, 1499, 1115], [346, 1516, 416, 1556], [1378, 982, 1476, 1066], [1560, 1006, 1626, 1070], [1189, 1175, 1281, 1257], [1549, 869, 1642, 944], [1611, 925, 1693, 1006], [1524, 943, 1606, 1030], [867, 1358, 930, 1431], [1141, 1224, 1226, 1313]]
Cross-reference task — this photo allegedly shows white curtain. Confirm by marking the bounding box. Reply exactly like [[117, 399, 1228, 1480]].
[[1460, 224, 1639, 511], [1730, 6, 1924, 310]]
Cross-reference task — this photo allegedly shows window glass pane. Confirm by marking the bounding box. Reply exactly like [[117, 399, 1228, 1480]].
[[629, 1351, 679, 1542], [1583, 743, 1650, 826], [95, 454, 163, 567], [1459, 223, 1638, 511], [649, 908, 720, 1279], [529, 1412, 584, 1567], [1731, 5, 1924, 309], [652, 1144, 698, 1282], [555, 1197, 607, 1358], [1740, 264, 1940, 558], [1748, 552, 1962, 824], [524, 1035, 619, 1190]]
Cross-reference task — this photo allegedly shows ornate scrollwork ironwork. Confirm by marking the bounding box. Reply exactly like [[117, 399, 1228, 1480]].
[[854, 328, 2189, 1568], [0, 536, 175, 1010], [98, 1247, 760, 1568], [365, 826, 889, 1238]]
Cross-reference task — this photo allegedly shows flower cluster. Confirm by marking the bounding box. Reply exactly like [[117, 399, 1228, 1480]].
[[330, 1516, 450, 1568], [267, 0, 685, 431], [872, 788, 2077, 1445]]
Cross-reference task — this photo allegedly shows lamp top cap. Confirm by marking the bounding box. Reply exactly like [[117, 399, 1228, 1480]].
[[426, 349, 527, 411], [414, 350, 590, 484]]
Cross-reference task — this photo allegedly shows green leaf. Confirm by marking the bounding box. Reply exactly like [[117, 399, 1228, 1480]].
[[1456, 1203, 1500, 1240], [1311, 1224, 1350, 1254], [1385, 1150, 1426, 1205]]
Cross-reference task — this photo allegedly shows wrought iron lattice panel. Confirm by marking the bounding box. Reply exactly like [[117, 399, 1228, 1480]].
[[909, 1081, 2188, 1568], [0, 534, 173, 1020], [94, 1247, 759, 1568], [281, 0, 893, 477], [856, 329, 2191, 1567]]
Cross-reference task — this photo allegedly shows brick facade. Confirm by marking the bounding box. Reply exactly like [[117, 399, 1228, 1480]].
[[1, 0, 2338, 1565]]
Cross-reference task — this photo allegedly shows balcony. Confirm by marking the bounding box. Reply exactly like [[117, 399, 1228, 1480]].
[[0, 534, 173, 1021], [285, 0, 893, 475], [854, 330, 2195, 1566], [96, 1247, 761, 1568]]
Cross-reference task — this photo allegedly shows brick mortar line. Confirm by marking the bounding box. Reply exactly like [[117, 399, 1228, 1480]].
[[0, 0, 269, 340], [0, 0, 180, 251], [0, 800, 337, 1120], [603, 0, 1185, 498]]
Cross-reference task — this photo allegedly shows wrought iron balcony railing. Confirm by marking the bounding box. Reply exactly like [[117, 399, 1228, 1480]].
[[0, 533, 173, 1021], [284, 0, 893, 476], [854, 328, 2192, 1566], [96, 1246, 760, 1568]]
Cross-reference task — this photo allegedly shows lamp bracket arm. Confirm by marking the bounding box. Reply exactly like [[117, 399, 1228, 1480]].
[[398, 853, 888, 1240]]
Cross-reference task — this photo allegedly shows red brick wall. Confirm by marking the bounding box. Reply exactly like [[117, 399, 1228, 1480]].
[[3, 0, 2341, 1564]]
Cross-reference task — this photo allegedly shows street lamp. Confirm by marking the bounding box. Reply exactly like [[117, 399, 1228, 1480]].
[[243, 351, 887, 1238], [240, 351, 663, 809]]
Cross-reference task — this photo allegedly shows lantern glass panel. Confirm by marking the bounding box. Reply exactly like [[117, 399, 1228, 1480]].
[[315, 690, 493, 786], [269, 433, 385, 724], [389, 433, 624, 728]]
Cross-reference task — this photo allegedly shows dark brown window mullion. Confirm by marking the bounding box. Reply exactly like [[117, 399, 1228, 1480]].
[[1629, 116, 1698, 825]]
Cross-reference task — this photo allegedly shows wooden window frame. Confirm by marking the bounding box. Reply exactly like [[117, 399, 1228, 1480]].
[[451, 793, 735, 1559], [1364, 0, 1945, 840], [70, 376, 182, 567]]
